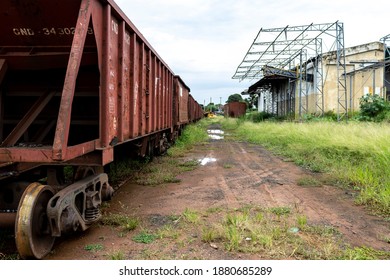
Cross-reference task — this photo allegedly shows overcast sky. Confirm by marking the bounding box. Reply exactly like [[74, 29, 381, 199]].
[[115, 0, 389, 105]]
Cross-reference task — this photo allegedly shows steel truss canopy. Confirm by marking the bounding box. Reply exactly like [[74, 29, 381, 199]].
[[232, 21, 347, 120], [233, 21, 344, 81]]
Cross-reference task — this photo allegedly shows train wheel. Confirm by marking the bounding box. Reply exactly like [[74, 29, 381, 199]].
[[15, 183, 55, 259]]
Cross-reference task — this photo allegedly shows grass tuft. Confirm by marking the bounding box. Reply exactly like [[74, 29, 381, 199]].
[[182, 208, 200, 224], [132, 232, 157, 244], [84, 244, 104, 252], [101, 213, 139, 232]]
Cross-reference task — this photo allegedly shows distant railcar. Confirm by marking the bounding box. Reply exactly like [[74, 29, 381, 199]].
[[224, 102, 247, 118], [0, 0, 202, 259]]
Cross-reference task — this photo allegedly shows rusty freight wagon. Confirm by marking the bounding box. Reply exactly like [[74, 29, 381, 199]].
[[224, 102, 247, 118], [188, 94, 203, 122], [0, 0, 202, 259]]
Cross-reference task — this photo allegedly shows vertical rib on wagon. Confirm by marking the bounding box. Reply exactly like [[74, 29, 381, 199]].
[[53, 0, 92, 161]]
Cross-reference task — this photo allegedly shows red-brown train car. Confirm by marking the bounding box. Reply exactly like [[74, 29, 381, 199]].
[[0, 0, 202, 259], [173, 75, 189, 137], [188, 94, 203, 123], [224, 102, 247, 118]]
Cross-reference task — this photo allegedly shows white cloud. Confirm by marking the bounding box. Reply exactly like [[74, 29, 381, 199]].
[[115, 0, 389, 104]]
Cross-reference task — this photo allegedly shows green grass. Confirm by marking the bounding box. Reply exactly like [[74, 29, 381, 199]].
[[94, 202, 389, 260], [132, 232, 158, 244], [178, 160, 200, 171], [192, 204, 390, 259], [156, 225, 180, 240], [84, 244, 104, 252], [127, 121, 210, 186], [182, 208, 200, 224], [342, 246, 390, 260], [100, 213, 139, 232], [200, 203, 388, 258], [297, 176, 322, 187], [108, 159, 145, 186], [135, 163, 181, 185], [220, 117, 390, 217], [133, 158, 198, 186], [106, 121, 209, 187], [269, 206, 291, 217], [167, 121, 209, 157], [107, 250, 126, 260]]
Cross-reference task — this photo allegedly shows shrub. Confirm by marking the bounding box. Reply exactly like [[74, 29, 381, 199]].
[[358, 94, 390, 122], [246, 111, 275, 123]]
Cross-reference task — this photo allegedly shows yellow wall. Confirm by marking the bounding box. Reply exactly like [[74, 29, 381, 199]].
[[300, 42, 385, 116]]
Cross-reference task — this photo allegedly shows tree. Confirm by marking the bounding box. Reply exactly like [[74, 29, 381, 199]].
[[227, 93, 243, 103], [205, 102, 218, 112], [244, 94, 258, 110]]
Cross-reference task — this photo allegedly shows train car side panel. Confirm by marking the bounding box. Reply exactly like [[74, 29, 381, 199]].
[[224, 102, 247, 118], [173, 76, 190, 125]]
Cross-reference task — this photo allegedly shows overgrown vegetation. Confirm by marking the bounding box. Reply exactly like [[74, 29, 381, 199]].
[[135, 122, 208, 185], [357, 94, 390, 122], [107, 250, 126, 260], [243, 94, 390, 123], [101, 205, 390, 260], [100, 213, 139, 232], [106, 121, 209, 187], [167, 123, 209, 157], [84, 244, 104, 252], [108, 159, 146, 186], [132, 231, 158, 244], [220, 117, 390, 217], [245, 111, 276, 123]]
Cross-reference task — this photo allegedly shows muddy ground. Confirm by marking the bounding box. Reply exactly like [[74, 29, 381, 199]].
[[39, 124, 390, 260], [2, 124, 389, 260]]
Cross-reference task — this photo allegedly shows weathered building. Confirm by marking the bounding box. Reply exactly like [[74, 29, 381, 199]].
[[246, 41, 389, 119]]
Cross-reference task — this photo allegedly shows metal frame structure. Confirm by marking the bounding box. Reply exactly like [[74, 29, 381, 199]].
[[380, 34, 390, 100], [233, 21, 347, 120]]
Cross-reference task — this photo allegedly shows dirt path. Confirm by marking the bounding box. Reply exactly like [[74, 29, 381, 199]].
[[43, 124, 389, 259]]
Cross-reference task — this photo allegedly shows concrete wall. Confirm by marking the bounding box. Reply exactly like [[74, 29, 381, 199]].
[[294, 41, 385, 117]]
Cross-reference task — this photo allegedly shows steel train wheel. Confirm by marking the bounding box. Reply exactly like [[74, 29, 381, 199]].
[[15, 182, 55, 259]]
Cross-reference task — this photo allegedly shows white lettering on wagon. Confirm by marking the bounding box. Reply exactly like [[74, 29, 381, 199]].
[[134, 82, 139, 114], [12, 27, 94, 36], [111, 20, 118, 35], [13, 28, 35, 36], [125, 32, 130, 45]]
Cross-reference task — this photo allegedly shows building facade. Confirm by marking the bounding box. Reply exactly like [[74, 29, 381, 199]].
[[247, 42, 389, 119]]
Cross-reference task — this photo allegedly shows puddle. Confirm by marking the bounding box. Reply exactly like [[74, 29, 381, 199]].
[[207, 129, 225, 140], [207, 129, 224, 135], [199, 157, 217, 166], [209, 134, 224, 140]]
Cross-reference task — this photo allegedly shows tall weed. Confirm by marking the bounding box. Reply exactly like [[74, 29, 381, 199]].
[[221, 119, 390, 216], [168, 121, 209, 157]]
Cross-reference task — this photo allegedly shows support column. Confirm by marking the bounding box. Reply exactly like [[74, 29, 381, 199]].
[[258, 91, 264, 112]]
